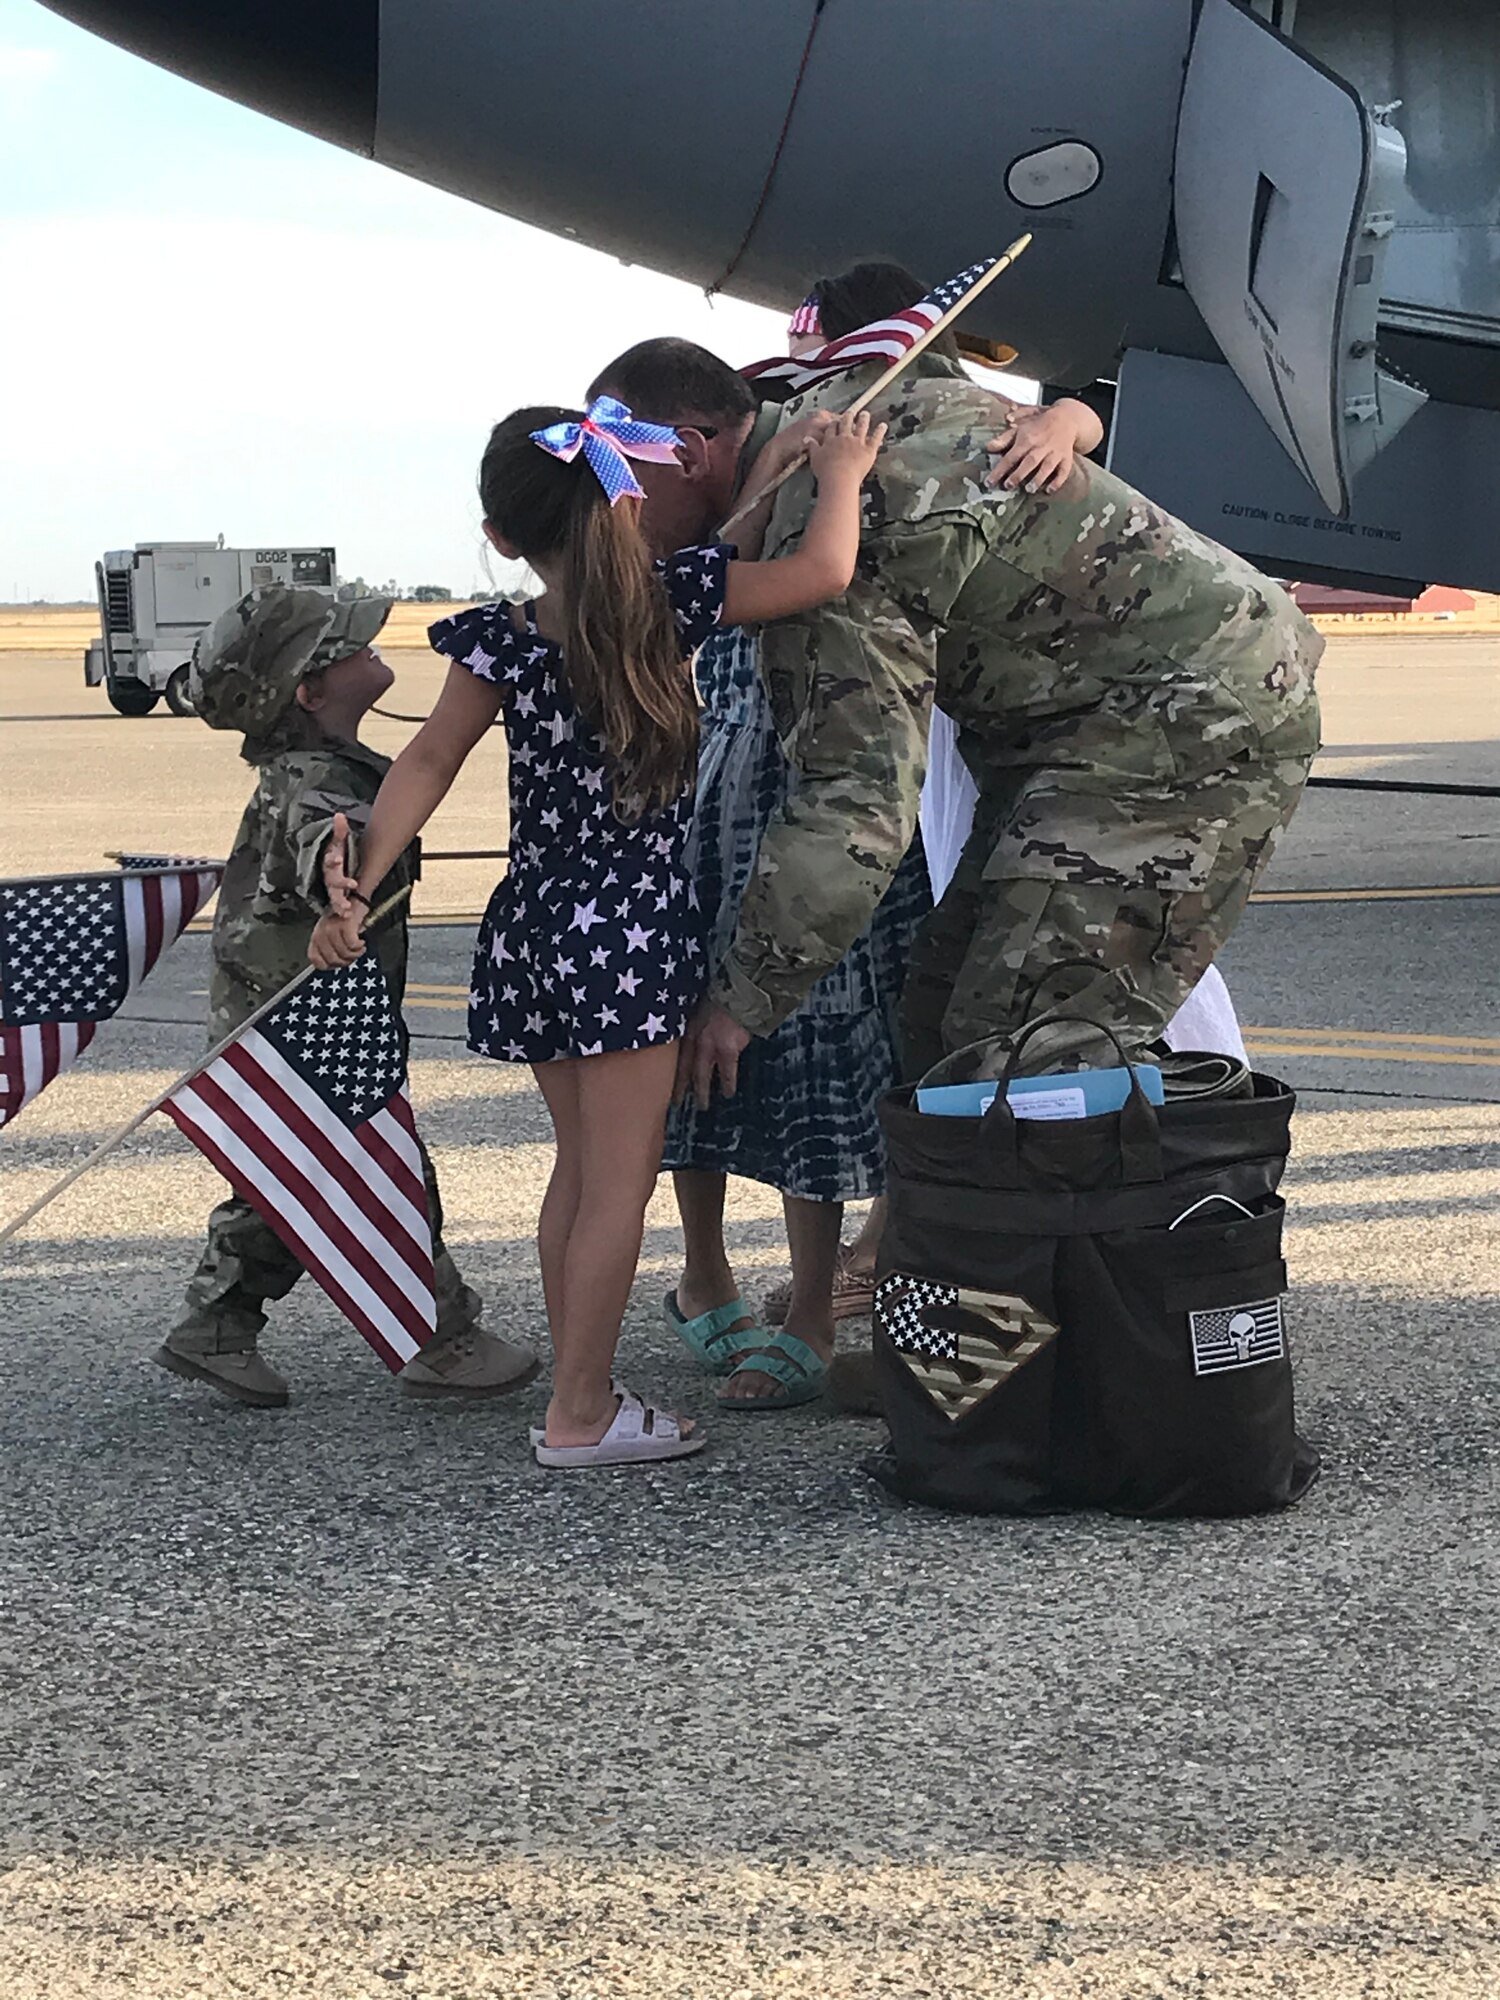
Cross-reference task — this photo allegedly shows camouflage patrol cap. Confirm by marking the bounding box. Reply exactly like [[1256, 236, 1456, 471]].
[[189, 586, 392, 734]]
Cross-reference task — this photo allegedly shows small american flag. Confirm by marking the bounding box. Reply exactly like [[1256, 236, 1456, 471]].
[[744, 258, 998, 394], [0, 863, 221, 1129], [161, 954, 437, 1372], [787, 293, 822, 339]]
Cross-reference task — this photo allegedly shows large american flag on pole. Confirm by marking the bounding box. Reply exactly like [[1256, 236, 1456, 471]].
[[161, 953, 437, 1372], [0, 862, 221, 1129], [742, 258, 999, 394]]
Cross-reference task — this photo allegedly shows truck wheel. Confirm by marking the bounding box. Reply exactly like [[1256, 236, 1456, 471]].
[[164, 666, 197, 717], [106, 678, 161, 717]]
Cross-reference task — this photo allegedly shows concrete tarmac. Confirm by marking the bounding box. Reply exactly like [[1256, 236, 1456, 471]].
[[0, 642, 1496, 1997]]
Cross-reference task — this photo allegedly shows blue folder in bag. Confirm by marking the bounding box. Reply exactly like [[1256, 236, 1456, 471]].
[[915, 1062, 1165, 1121]]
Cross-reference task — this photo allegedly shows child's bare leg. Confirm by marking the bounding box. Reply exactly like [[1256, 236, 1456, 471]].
[[546, 1044, 689, 1447], [671, 1168, 757, 1340], [532, 1060, 583, 1345]]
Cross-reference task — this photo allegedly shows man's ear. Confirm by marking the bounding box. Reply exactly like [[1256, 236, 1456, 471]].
[[295, 677, 324, 714], [673, 429, 713, 484], [482, 519, 524, 561]]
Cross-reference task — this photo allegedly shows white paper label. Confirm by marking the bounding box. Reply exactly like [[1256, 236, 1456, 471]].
[[978, 1085, 1090, 1122]]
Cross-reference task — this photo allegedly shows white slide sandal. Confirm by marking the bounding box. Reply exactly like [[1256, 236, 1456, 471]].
[[529, 1378, 625, 1447], [534, 1388, 705, 1469]]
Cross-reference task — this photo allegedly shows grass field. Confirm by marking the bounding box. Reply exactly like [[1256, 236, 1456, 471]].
[[6, 595, 1499, 659], [0, 603, 473, 656]]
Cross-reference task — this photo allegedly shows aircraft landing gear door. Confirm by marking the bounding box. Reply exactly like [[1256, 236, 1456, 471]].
[[1173, 0, 1426, 517]]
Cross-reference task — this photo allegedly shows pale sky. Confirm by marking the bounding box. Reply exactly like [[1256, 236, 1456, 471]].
[[0, 1, 802, 601]]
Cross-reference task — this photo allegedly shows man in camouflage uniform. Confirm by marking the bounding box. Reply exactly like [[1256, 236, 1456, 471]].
[[592, 339, 1321, 1077], [157, 586, 538, 1409], [592, 336, 1321, 1406]]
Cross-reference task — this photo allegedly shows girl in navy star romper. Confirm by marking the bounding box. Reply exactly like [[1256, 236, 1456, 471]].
[[311, 398, 885, 1467]]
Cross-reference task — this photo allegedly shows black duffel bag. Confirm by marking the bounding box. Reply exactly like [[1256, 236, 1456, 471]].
[[867, 1012, 1321, 1518]]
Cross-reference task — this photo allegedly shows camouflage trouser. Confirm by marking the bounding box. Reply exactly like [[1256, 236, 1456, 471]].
[[899, 744, 1315, 1080], [171, 1135, 480, 1353]]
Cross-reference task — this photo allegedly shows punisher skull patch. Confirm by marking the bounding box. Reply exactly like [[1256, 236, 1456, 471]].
[[1189, 1297, 1285, 1374], [875, 1272, 1060, 1423]]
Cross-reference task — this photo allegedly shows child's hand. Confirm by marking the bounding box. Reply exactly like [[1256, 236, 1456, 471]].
[[321, 812, 360, 916], [985, 404, 1082, 494], [308, 909, 367, 971], [804, 409, 887, 485], [774, 409, 837, 467]]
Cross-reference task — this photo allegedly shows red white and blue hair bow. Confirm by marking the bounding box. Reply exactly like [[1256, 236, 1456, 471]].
[[529, 396, 682, 506]]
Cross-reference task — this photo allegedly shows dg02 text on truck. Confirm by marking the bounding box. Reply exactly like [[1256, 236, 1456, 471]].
[[86, 543, 338, 716]]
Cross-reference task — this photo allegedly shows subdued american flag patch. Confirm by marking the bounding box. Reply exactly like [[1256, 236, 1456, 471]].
[[1189, 1297, 1285, 1375]]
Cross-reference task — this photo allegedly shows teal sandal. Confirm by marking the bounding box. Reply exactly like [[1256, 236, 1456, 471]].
[[718, 1330, 827, 1412], [663, 1291, 765, 1377]]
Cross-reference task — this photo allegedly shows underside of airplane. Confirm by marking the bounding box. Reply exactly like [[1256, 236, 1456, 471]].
[[36, 0, 1500, 593]]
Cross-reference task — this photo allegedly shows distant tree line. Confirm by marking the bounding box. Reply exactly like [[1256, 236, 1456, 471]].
[[336, 579, 455, 603]]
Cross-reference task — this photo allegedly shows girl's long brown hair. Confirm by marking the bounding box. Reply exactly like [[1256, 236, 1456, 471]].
[[479, 408, 697, 819]]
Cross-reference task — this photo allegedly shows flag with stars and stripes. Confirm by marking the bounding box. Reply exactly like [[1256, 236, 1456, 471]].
[[742, 258, 999, 394], [875, 1270, 1061, 1424], [0, 862, 222, 1130], [161, 954, 437, 1372]]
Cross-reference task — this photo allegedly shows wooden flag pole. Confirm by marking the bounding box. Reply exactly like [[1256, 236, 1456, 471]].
[[719, 232, 1033, 536], [102, 853, 226, 871], [0, 886, 411, 1248], [2, 863, 222, 893]]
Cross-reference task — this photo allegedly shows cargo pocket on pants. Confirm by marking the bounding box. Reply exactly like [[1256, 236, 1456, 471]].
[[1063, 1196, 1312, 1516]]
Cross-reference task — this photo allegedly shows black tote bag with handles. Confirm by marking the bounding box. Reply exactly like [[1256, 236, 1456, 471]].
[[868, 1011, 1321, 1518]]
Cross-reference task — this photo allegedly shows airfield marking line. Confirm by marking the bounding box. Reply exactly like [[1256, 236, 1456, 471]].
[[1245, 1041, 1500, 1069], [182, 889, 1500, 935], [399, 987, 1500, 1065], [404, 979, 1500, 1048], [1250, 885, 1500, 903], [1240, 1025, 1500, 1052]]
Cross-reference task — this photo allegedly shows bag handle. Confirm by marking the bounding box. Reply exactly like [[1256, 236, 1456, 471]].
[[914, 955, 1149, 1094], [972, 1008, 1165, 1188], [1013, 954, 1126, 1027]]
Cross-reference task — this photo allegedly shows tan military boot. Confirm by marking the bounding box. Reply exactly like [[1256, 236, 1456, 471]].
[[399, 1329, 540, 1398], [826, 1346, 881, 1416], [154, 1338, 290, 1409]]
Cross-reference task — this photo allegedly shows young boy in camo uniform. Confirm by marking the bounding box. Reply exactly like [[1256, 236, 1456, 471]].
[[155, 584, 538, 1409]]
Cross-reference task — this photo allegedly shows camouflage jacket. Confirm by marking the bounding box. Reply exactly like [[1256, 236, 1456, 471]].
[[209, 736, 418, 1041], [713, 354, 1324, 1035]]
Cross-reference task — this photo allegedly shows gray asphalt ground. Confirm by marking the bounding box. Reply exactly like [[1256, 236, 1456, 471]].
[[1, 640, 1496, 1997]]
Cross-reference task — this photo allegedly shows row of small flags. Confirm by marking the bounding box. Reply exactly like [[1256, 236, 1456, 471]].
[[0, 859, 435, 1373]]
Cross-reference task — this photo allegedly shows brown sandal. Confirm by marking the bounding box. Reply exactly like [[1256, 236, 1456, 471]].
[[762, 1248, 877, 1327]]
